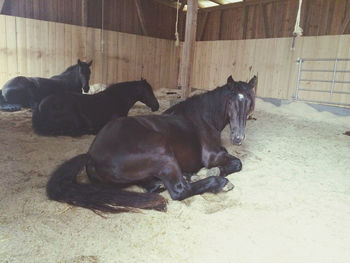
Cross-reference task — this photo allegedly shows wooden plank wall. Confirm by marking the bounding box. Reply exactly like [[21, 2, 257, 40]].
[[199, 0, 350, 40], [1, 0, 178, 40], [0, 15, 181, 91], [191, 35, 350, 105], [0, 14, 349, 105], [2, 0, 350, 41]]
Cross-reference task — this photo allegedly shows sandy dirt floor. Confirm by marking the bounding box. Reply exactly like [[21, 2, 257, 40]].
[[1, 91, 350, 263]]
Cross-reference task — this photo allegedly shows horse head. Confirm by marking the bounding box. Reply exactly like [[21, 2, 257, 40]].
[[226, 75, 257, 145], [77, 59, 93, 93], [139, 79, 159, 112]]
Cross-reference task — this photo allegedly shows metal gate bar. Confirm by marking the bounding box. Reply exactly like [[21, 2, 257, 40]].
[[295, 58, 350, 106]]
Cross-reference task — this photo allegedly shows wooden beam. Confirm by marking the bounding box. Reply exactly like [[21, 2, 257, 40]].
[[81, 0, 88, 27], [152, 0, 178, 9], [200, 0, 285, 12], [210, 0, 223, 5], [198, 12, 209, 41], [134, 0, 148, 36], [0, 0, 6, 13], [179, 0, 198, 98]]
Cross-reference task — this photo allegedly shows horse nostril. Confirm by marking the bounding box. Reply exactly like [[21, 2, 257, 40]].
[[232, 136, 243, 145]]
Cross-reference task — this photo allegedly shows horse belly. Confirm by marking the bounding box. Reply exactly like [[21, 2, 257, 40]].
[[88, 119, 171, 183], [170, 137, 202, 173]]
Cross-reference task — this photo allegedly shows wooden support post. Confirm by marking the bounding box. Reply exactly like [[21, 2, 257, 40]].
[[179, 0, 198, 98], [81, 0, 88, 27], [134, 0, 148, 36]]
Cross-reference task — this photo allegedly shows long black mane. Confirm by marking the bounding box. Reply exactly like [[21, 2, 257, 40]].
[[102, 80, 147, 94], [165, 85, 231, 114], [51, 65, 78, 79], [163, 84, 234, 131]]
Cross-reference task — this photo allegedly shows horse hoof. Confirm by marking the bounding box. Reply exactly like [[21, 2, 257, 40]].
[[206, 167, 220, 177], [222, 181, 234, 192]]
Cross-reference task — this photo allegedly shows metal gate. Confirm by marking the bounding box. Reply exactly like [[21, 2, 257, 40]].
[[294, 58, 350, 106]]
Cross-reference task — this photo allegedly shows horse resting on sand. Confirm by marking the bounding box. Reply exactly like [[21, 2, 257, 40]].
[[46, 75, 257, 213], [32, 79, 160, 137], [0, 59, 92, 112]]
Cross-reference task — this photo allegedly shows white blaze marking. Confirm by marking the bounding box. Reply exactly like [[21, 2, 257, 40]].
[[238, 93, 245, 100]]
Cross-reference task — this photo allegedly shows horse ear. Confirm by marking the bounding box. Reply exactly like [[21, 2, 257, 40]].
[[88, 60, 93, 67], [77, 59, 82, 66], [227, 75, 234, 83], [248, 75, 257, 89]]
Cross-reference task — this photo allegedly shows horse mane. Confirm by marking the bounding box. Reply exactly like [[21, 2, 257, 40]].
[[164, 84, 231, 116], [50, 64, 78, 80], [59, 64, 78, 76], [105, 80, 144, 91], [95, 80, 146, 96]]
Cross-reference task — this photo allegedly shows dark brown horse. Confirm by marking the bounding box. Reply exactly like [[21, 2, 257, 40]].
[[0, 59, 92, 112], [32, 79, 159, 136], [46, 76, 257, 213]]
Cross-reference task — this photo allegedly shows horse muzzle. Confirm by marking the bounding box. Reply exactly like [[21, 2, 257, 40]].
[[231, 134, 245, 145], [83, 85, 90, 93], [151, 104, 160, 112]]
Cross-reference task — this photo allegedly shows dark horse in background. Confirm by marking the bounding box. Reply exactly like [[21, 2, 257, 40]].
[[0, 59, 92, 112], [32, 79, 159, 137], [46, 75, 257, 213]]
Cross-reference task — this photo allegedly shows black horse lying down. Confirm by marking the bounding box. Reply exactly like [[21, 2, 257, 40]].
[[0, 59, 92, 112], [32, 79, 159, 136], [46, 75, 257, 213]]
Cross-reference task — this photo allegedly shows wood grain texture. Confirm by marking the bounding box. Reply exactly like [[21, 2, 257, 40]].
[[2, 0, 350, 41], [0, 15, 180, 92]]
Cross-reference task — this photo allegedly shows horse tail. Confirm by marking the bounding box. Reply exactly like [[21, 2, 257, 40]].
[[47, 153, 167, 213], [0, 90, 22, 112]]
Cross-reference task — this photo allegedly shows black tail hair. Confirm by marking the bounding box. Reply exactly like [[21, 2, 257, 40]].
[[47, 153, 167, 213], [0, 90, 22, 112]]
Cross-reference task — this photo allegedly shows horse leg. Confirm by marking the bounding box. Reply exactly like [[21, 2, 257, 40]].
[[157, 162, 229, 201], [138, 177, 165, 193], [202, 147, 242, 177]]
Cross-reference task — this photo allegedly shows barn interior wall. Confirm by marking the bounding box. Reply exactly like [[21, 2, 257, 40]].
[[1, 0, 179, 40], [0, 14, 349, 105], [0, 14, 181, 91], [198, 0, 350, 40], [1, 0, 350, 41], [191, 35, 350, 105]]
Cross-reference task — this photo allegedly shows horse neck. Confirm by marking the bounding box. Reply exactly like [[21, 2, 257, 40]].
[[177, 88, 230, 132], [124, 82, 144, 107], [108, 81, 143, 110], [53, 66, 81, 87]]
